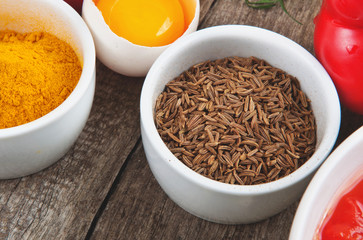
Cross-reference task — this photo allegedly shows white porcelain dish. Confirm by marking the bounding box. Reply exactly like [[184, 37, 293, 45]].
[[140, 25, 341, 224], [0, 0, 96, 179], [290, 125, 363, 239], [82, 0, 200, 77]]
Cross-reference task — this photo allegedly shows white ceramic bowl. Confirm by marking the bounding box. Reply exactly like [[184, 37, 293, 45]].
[[290, 125, 363, 239], [0, 0, 96, 179], [140, 25, 341, 224], [82, 0, 200, 77]]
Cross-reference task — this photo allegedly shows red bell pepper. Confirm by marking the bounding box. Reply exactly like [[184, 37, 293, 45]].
[[314, 0, 363, 114]]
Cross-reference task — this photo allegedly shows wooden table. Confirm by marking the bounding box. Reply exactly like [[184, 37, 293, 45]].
[[1, 1, 362, 239]]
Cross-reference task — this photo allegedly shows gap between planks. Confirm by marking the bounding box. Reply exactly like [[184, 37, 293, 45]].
[[84, 137, 143, 240]]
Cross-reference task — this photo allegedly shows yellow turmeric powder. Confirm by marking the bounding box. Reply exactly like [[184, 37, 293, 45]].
[[0, 31, 82, 129]]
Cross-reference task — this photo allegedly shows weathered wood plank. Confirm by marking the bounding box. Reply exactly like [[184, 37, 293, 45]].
[[87, 1, 345, 240], [87, 0, 362, 238], [0, 0, 362, 240], [89, 141, 300, 240], [336, 106, 363, 146], [0, 61, 144, 240], [199, 0, 215, 24], [199, 0, 321, 53]]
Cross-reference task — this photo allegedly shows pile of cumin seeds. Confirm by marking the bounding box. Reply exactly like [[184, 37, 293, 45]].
[[154, 56, 316, 185]]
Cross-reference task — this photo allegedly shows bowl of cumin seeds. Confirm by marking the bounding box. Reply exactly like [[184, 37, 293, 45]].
[[140, 25, 341, 224]]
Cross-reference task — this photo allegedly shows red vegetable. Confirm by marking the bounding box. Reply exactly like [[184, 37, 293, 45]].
[[318, 177, 363, 239], [64, 0, 83, 14], [314, 0, 363, 114]]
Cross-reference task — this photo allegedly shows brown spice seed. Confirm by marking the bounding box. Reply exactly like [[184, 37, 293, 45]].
[[155, 56, 316, 186]]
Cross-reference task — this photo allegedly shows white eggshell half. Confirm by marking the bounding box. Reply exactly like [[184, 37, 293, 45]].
[[82, 0, 200, 77]]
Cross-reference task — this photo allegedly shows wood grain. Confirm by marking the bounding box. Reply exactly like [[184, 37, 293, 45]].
[[89, 141, 300, 240], [0, 62, 144, 239], [0, 0, 362, 239], [87, 1, 327, 240]]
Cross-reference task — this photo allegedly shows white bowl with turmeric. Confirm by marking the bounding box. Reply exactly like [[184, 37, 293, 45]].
[[140, 25, 341, 224], [0, 0, 95, 178]]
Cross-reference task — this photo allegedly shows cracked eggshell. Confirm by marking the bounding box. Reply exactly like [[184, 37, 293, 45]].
[[82, 0, 200, 77]]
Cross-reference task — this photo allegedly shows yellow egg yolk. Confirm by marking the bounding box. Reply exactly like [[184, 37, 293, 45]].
[[96, 0, 185, 47]]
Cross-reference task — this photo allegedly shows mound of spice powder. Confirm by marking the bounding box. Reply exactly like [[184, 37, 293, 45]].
[[0, 31, 82, 129], [155, 56, 316, 185]]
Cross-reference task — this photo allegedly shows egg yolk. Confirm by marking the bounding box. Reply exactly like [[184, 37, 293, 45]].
[[96, 0, 185, 47]]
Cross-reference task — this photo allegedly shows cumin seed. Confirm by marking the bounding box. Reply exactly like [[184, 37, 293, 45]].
[[155, 56, 316, 185]]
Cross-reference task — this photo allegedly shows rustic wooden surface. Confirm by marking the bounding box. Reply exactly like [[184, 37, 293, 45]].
[[1, 0, 362, 239]]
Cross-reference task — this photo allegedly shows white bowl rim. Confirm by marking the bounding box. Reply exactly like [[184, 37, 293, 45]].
[[0, 0, 96, 137], [140, 25, 341, 196], [289, 125, 363, 238]]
